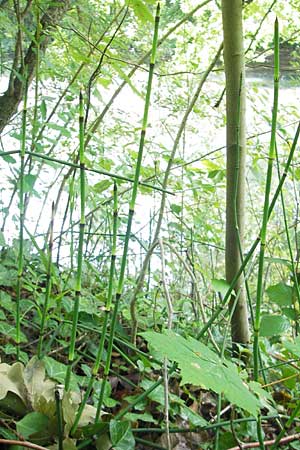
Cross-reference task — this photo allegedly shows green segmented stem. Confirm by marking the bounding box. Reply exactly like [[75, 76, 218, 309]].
[[253, 17, 279, 381], [70, 182, 118, 434], [253, 19, 279, 449], [37, 202, 55, 358], [65, 91, 86, 390], [94, 3, 160, 421], [16, 78, 28, 360], [55, 387, 64, 450], [197, 118, 300, 341]]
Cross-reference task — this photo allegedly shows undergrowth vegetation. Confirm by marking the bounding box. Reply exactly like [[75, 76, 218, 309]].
[[1, 0, 300, 449]]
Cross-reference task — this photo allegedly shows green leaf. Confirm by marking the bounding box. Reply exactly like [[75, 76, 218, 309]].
[[0, 322, 27, 343], [47, 122, 71, 137], [93, 180, 112, 194], [16, 412, 49, 439], [40, 99, 47, 120], [211, 279, 234, 298], [23, 174, 37, 193], [110, 420, 135, 450], [266, 282, 293, 306], [180, 405, 207, 427], [284, 336, 300, 357], [0, 153, 16, 163], [44, 357, 79, 392], [142, 331, 259, 416], [260, 315, 290, 337], [170, 204, 182, 215], [129, 0, 153, 23]]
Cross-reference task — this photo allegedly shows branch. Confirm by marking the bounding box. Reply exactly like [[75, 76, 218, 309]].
[[228, 433, 300, 450], [0, 439, 49, 450]]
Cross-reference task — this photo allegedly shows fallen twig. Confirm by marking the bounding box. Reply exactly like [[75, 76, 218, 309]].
[[0, 439, 49, 450], [228, 432, 300, 449]]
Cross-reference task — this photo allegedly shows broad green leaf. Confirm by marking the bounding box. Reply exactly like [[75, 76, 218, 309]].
[[44, 357, 79, 392], [284, 336, 300, 357], [47, 122, 71, 137], [16, 412, 49, 439], [129, 0, 153, 23], [260, 315, 290, 337], [211, 279, 234, 298], [0, 322, 27, 343], [266, 282, 293, 306], [93, 180, 112, 194], [23, 174, 37, 193], [142, 331, 259, 416], [170, 203, 182, 215], [180, 405, 207, 427], [0, 153, 16, 163], [110, 420, 135, 450]]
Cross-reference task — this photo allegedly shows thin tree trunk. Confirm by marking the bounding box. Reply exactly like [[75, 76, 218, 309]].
[[0, 0, 70, 133], [222, 0, 249, 344]]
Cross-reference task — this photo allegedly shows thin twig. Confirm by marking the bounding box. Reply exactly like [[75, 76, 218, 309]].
[[0, 439, 49, 450], [228, 432, 300, 450]]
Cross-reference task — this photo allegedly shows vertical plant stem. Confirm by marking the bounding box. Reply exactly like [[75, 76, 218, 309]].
[[197, 119, 300, 340], [16, 78, 28, 360], [37, 201, 55, 358], [65, 91, 86, 391], [253, 18, 279, 380], [275, 142, 300, 335], [71, 182, 118, 434], [55, 386, 64, 450], [158, 239, 173, 450], [253, 18, 279, 449], [94, 3, 160, 420]]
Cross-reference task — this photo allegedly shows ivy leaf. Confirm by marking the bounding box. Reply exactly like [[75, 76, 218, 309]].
[[260, 315, 290, 337], [44, 357, 79, 392], [16, 411, 49, 439], [266, 282, 293, 307], [110, 420, 135, 450], [142, 331, 259, 417]]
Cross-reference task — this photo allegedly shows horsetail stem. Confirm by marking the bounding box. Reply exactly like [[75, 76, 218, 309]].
[[253, 19, 279, 449], [70, 182, 118, 434], [253, 17, 279, 382], [197, 119, 300, 341], [16, 78, 28, 360], [37, 201, 55, 358], [93, 3, 160, 420], [65, 91, 86, 390]]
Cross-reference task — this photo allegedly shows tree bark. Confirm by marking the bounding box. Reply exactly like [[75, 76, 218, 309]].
[[0, 0, 70, 134], [222, 0, 250, 344]]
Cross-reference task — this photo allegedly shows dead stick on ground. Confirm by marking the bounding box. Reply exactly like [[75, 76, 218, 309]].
[[228, 432, 300, 449], [0, 439, 49, 450]]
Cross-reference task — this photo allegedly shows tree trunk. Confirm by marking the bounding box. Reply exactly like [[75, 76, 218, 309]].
[[222, 0, 250, 344], [0, 0, 70, 134]]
